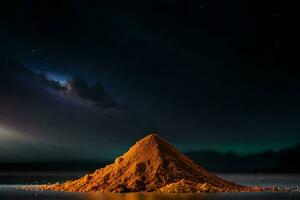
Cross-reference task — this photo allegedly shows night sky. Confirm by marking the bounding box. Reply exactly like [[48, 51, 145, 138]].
[[0, 0, 299, 162]]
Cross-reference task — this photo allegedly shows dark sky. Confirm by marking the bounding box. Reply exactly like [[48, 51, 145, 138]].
[[0, 0, 299, 161]]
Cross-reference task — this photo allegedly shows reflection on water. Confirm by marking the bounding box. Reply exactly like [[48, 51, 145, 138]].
[[85, 193, 204, 200], [84, 193, 300, 200], [1, 186, 300, 200], [1, 189, 300, 200], [85, 193, 211, 200]]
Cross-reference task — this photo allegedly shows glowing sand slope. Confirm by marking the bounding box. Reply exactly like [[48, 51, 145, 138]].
[[40, 134, 260, 193]]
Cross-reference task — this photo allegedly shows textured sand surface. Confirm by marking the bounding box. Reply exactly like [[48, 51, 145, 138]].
[[39, 134, 261, 193]]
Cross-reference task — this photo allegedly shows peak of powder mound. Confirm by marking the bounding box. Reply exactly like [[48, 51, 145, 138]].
[[39, 133, 254, 193]]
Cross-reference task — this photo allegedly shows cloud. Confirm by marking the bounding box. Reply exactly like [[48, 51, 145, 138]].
[[0, 61, 120, 109], [66, 76, 119, 109]]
